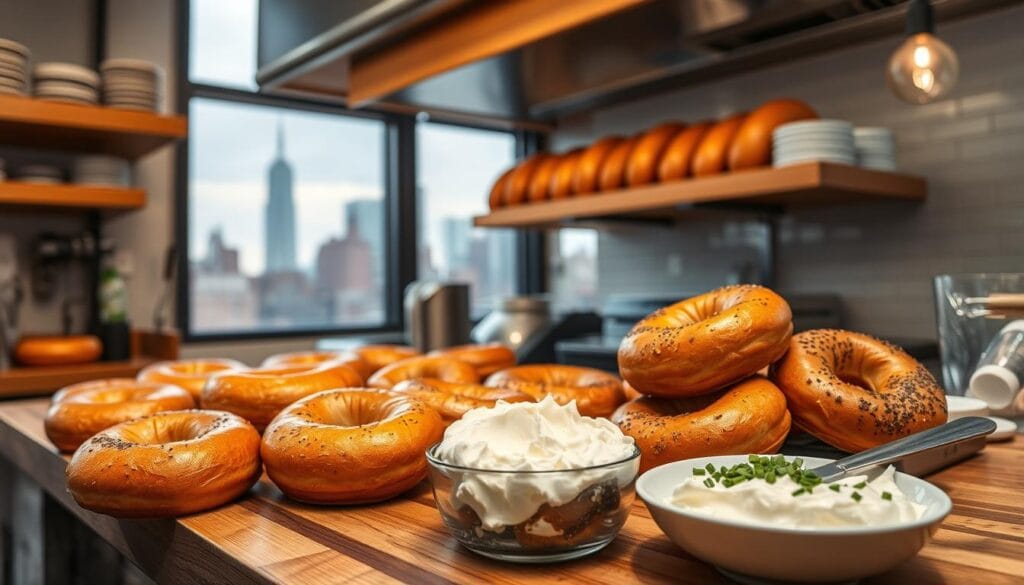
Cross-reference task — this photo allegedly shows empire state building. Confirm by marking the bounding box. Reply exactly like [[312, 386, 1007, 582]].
[[264, 121, 297, 272]]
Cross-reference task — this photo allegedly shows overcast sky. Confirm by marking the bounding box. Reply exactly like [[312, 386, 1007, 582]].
[[187, 0, 592, 276]]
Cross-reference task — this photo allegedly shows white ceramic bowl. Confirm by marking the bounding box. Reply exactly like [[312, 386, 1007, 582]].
[[637, 455, 951, 583]]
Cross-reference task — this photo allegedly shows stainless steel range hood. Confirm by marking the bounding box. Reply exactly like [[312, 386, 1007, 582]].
[[256, 0, 1016, 129]]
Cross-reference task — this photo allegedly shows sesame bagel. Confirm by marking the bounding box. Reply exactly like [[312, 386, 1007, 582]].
[[485, 364, 626, 418], [772, 329, 947, 452], [618, 285, 793, 398]]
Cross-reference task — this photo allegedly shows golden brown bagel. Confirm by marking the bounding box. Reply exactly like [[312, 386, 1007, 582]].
[[657, 122, 713, 181], [622, 380, 644, 401], [14, 335, 102, 366], [691, 113, 747, 177], [201, 362, 363, 429], [261, 350, 371, 381], [549, 149, 583, 200], [428, 343, 517, 377], [391, 378, 534, 424], [598, 136, 639, 192], [489, 167, 514, 210], [527, 154, 561, 203], [485, 364, 625, 418], [573, 136, 623, 195], [367, 355, 480, 389], [67, 410, 261, 518], [45, 379, 196, 452], [772, 329, 947, 453], [353, 344, 420, 374], [618, 285, 793, 398], [729, 99, 818, 170], [626, 122, 686, 186], [137, 358, 247, 400], [261, 389, 444, 504], [504, 154, 549, 206], [613, 376, 791, 472]]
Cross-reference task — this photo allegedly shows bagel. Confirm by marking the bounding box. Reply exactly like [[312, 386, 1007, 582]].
[[137, 358, 247, 399], [618, 285, 793, 398], [45, 379, 196, 452], [353, 344, 420, 374], [201, 362, 363, 429], [573, 136, 623, 195], [657, 122, 713, 181], [691, 113, 747, 177], [261, 389, 444, 504], [428, 343, 516, 377], [489, 167, 514, 210], [67, 410, 261, 518], [622, 380, 644, 401], [527, 154, 562, 203], [598, 136, 639, 192], [390, 378, 533, 424], [626, 122, 686, 186], [504, 154, 549, 206], [550, 149, 583, 200], [612, 376, 791, 473], [367, 356, 480, 389], [772, 329, 947, 452], [485, 364, 625, 418], [261, 350, 371, 381], [14, 335, 102, 366], [728, 99, 818, 171]]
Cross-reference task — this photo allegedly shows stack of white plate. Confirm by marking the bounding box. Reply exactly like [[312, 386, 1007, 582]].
[[17, 164, 64, 184], [101, 58, 162, 112], [33, 62, 100, 104], [854, 127, 897, 171], [0, 38, 30, 96], [772, 119, 856, 167], [72, 155, 131, 187]]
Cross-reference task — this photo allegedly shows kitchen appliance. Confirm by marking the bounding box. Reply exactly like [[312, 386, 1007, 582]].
[[473, 295, 601, 365], [404, 281, 470, 352]]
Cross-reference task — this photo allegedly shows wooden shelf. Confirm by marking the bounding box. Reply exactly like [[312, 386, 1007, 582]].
[[0, 358, 156, 398], [0, 95, 187, 159], [474, 162, 927, 228], [0, 182, 145, 213]]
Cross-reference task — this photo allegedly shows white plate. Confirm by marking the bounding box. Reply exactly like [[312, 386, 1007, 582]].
[[35, 86, 99, 102], [637, 455, 952, 583], [986, 416, 1017, 441], [0, 85, 26, 96], [100, 58, 163, 77], [0, 38, 30, 58], [33, 62, 100, 87], [854, 127, 894, 138]]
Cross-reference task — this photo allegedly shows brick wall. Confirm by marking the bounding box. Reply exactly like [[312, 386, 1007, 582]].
[[551, 3, 1024, 340]]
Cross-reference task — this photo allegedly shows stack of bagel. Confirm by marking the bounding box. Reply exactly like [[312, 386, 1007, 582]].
[[615, 285, 948, 472], [489, 98, 819, 210], [48, 341, 633, 518]]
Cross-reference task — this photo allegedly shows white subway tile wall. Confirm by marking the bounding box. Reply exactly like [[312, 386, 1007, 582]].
[[551, 4, 1024, 340]]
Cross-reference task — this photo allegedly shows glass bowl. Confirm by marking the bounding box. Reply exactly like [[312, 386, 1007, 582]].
[[425, 443, 641, 563]]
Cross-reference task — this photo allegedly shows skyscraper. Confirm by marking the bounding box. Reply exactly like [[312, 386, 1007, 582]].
[[265, 120, 297, 273], [344, 199, 384, 287]]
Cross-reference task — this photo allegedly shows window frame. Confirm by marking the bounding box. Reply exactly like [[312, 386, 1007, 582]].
[[174, 1, 541, 343]]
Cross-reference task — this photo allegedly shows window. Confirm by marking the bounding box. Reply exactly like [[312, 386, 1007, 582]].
[[549, 229, 599, 311], [416, 121, 518, 317], [182, 0, 389, 338]]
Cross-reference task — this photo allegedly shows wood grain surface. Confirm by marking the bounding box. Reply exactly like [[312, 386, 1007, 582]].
[[0, 399, 1020, 584]]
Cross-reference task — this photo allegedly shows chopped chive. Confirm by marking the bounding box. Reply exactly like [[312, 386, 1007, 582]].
[[705, 463, 716, 473], [773, 454, 785, 465], [765, 471, 776, 484], [829, 484, 841, 492], [748, 454, 760, 463], [792, 488, 806, 496], [881, 491, 893, 501], [793, 457, 804, 469], [703, 478, 715, 488], [853, 481, 867, 490], [851, 492, 863, 502], [693, 467, 706, 476]]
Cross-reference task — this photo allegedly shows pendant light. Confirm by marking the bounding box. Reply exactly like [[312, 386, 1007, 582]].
[[886, 0, 959, 104]]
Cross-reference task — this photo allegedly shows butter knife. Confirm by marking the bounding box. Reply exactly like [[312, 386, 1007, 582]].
[[810, 416, 997, 482]]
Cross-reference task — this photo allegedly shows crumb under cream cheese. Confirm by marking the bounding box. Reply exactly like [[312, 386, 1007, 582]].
[[434, 395, 637, 532]]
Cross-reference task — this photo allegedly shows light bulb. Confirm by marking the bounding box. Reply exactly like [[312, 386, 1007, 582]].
[[887, 32, 959, 104]]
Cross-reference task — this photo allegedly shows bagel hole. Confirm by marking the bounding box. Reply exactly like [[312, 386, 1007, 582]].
[[837, 373, 876, 393], [322, 394, 391, 427]]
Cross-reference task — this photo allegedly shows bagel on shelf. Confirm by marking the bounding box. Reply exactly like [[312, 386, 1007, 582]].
[[504, 154, 549, 206], [573, 136, 623, 195], [657, 122, 713, 181], [691, 113, 747, 177], [550, 149, 583, 200], [489, 168, 514, 210], [626, 122, 686, 187], [729, 99, 818, 170], [772, 329, 947, 452], [613, 376, 791, 472], [527, 154, 562, 203], [597, 135, 640, 192], [14, 335, 102, 366], [618, 285, 792, 398]]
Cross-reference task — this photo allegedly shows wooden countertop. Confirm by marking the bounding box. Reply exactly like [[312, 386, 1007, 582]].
[[0, 398, 1021, 584]]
